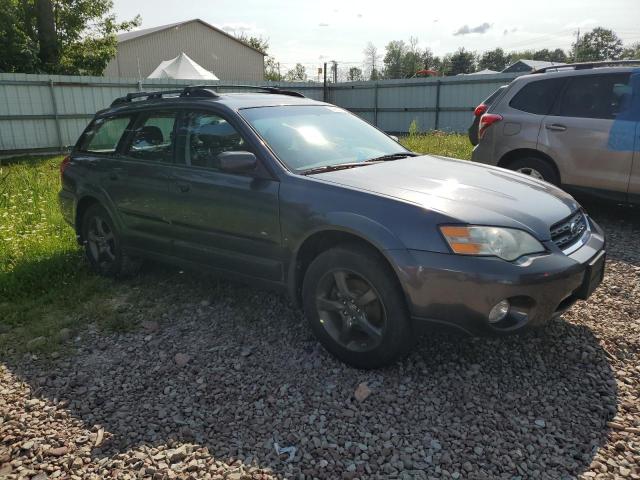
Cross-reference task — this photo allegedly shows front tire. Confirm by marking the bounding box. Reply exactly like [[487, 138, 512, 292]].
[[81, 204, 139, 277], [507, 156, 560, 185], [302, 245, 412, 369]]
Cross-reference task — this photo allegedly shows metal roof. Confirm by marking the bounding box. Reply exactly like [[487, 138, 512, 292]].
[[502, 59, 566, 72], [116, 19, 267, 55]]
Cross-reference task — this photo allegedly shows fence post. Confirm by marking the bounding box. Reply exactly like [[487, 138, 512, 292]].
[[373, 82, 379, 126], [48, 79, 64, 152], [323, 62, 328, 102], [434, 79, 442, 131]]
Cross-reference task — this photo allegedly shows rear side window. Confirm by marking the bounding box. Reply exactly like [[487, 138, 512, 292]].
[[124, 111, 178, 162], [556, 73, 631, 119], [484, 86, 506, 105], [509, 78, 565, 115], [80, 116, 131, 153]]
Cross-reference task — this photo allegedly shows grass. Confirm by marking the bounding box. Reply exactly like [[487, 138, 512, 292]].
[[400, 131, 473, 160], [0, 132, 471, 356], [0, 155, 123, 356]]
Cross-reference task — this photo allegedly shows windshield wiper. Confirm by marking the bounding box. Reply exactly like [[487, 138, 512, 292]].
[[300, 162, 373, 175], [364, 152, 419, 162]]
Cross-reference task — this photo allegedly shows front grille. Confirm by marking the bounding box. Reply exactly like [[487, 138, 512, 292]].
[[550, 210, 588, 251]]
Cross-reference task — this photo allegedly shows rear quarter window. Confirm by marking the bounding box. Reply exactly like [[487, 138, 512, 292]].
[[509, 78, 566, 115], [79, 116, 132, 153]]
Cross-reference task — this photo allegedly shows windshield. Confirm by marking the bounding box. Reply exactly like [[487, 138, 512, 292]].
[[239, 105, 408, 172]]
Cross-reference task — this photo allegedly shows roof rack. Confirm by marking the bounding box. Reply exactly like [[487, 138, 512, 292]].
[[110, 84, 305, 106], [185, 84, 306, 98], [532, 59, 640, 74]]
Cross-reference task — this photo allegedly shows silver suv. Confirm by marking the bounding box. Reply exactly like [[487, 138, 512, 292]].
[[471, 61, 640, 204]]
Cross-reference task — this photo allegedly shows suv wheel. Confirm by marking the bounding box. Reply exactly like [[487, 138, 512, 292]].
[[507, 156, 560, 185], [81, 204, 140, 277], [302, 245, 412, 369]]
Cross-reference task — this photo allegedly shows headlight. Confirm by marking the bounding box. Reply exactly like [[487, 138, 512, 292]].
[[439, 225, 545, 261]]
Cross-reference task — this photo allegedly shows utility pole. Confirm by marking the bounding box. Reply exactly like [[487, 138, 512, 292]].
[[331, 60, 338, 84], [574, 29, 581, 61]]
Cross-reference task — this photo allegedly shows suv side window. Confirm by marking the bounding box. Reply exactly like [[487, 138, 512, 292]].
[[556, 73, 631, 120], [79, 116, 132, 153], [509, 78, 566, 115], [124, 111, 178, 162], [178, 111, 250, 169]]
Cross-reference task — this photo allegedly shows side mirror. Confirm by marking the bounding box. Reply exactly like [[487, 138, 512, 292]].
[[217, 151, 257, 173], [389, 135, 399, 142]]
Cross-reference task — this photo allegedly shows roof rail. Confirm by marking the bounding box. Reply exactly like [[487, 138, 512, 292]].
[[184, 84, 306, 98], [532, 59, 640, 74], [110, 83, 305, 107]]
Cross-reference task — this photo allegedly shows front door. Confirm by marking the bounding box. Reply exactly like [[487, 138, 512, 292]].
[[538, 73, 634, 200], [104, 110, 179, 254], [166, 109, 282, 281]]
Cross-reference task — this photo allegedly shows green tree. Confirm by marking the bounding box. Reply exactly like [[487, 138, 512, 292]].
[[285, 63, 306, 82], [478, 48, 508, 71], [421, 48, 440, 71], [622, 42, 640, 60], [1, 0, 140, 75], [402, 36, 422, 77], [237, 34, 269, 54], [572, 27, 624, 61], [347, 66, 363, 81], [383, 40, 407, 79], [532, 48, 568, 63], [447, 48, 476, 75], [264, 57, 282, 81], [0, 0, 39, 73]]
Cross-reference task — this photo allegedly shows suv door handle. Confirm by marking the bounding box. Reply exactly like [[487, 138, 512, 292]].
[[545, 123, 567, 132], [176, 181, 191, 193]]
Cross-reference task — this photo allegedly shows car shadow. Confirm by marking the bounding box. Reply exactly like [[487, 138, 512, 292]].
[[5, 274, 617, 478]]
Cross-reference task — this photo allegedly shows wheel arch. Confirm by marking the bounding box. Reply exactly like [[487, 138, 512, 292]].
[[288, 227, 408, 311], [75, 195, 102, 242], [497, 148, 562, 184]]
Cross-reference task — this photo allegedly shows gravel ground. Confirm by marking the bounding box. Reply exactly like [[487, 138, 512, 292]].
[[1, 202, 639, 479]]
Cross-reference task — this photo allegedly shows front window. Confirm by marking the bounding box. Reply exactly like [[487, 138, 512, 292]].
[[239, 105, 406, 172]]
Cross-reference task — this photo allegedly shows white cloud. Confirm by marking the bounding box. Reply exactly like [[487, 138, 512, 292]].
[[454, 22, 492, 36]]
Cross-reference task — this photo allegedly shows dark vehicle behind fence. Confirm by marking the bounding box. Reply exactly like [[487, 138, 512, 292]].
[[60, 85, 606, 368]]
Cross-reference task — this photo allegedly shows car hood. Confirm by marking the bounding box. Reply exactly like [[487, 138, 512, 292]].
[[311, 155, 580, 241]]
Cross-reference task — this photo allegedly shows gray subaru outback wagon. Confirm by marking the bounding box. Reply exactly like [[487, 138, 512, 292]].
[[60, 85, 606, 368]]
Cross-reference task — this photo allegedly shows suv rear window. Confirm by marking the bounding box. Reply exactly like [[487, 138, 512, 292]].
[[80, 116, 131, 153], [509, 78, 565, 115], [556, 73, 631, 119]]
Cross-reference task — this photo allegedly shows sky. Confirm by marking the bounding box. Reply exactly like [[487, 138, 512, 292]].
[[112, 0, 640, 76]]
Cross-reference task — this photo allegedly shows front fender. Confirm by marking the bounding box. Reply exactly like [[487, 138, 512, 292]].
[[285, 211, 407, 302]]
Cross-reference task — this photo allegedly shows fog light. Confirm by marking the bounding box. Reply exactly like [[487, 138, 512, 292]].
[[488, 299, 510, 323]]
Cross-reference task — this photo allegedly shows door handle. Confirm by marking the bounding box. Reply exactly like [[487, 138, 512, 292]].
[[545, 123, 567, 132], [176, 182, 191, 193]]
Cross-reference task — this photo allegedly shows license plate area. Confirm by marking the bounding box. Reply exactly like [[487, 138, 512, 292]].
[[575, 250, 606, 300]]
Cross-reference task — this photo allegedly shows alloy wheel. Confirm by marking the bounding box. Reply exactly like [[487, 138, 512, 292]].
[[516, 167, 545, 181], [314, 269, 387, 352], [87, 215, 116, 270]]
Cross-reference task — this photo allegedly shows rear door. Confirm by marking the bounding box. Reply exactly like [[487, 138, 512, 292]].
[[538, 73, 634, 199], [490, 77, 566, 160], [165, 109, 282, 281], [103, 109, 179, 254], [624, 71, 640, 203]]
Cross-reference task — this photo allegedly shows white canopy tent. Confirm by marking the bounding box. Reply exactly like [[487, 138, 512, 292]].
[[147, 52, 219, 80]]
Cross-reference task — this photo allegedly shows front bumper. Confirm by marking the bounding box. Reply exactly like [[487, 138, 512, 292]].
[[389, 218, 606, 335]]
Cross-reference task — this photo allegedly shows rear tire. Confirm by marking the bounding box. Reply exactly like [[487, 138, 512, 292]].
[[507, 156, 560, 185], [81, 204, 140, 277], [302, 244, 413, 369]]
